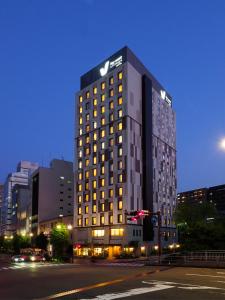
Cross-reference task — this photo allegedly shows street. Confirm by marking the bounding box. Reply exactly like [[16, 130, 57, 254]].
[[1, 262, 225, 299]]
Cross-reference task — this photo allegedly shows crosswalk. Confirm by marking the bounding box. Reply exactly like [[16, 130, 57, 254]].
[[0, 262, 70, 272]]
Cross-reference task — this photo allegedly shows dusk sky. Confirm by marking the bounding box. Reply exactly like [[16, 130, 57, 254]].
[[0, 0, 225, 192]]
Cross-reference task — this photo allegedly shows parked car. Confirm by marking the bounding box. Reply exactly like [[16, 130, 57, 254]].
[[11, 255, 29, 263], [29, 255, 46, 262]]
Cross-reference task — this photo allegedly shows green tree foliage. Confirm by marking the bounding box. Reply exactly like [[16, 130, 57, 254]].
[[50, 224, 69, 258], [12, 234, 31, 254], [174, 202, 225, 250], [35, 232, 48, 250]]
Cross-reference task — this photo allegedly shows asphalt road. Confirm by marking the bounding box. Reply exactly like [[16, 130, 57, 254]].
[[1, 262, 225, 299]]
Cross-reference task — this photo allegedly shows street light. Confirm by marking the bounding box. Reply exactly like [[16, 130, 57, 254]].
[[67, 224, 72, 230], [56, 224, 62, 230]]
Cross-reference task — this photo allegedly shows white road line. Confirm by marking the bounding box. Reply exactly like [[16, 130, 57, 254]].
[[217, 272, 225, 274], [186, 273, 225, 279], [79, 284, 174, 300]]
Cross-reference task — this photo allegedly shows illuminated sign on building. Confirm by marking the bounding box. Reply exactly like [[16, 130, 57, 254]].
[[160, 90, 172, 106], [99, 56, 123, 76]]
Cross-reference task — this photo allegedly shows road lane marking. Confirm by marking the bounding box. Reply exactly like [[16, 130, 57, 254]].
[[186, 273, 225, 279], [217, 272, 225, 274], [79, 284, 174, 300]]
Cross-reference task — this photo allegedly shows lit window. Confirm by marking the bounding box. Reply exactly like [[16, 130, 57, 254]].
[[79, 117, 83, 125], [118, 71, 123, 80], [78, 218, 82, 226], [93, 168, 97, 177], [118, 200, 123, 210], [118, 214, 123, 223], [119, 174, 123, 183], [101, 142, 105, 150], [92, 204, 97, 213], [111, 228, 124, 236], [78, 150, 82, 158], [93, 121, 97, 129], [109, 112, 114, 122], [92, 180, 97, 189], [118, 147, 123, 156], [100, 216, 105, 225], [100, 191, 105, 199], [101, 154, 105, 162], [101, 203, 105, 211], [92, 217, 97, 225], [86, 91, 90, 99], [93, 87, 97, 94], [93, 109, 97, 117], [109, 176, 113, 185], [78, 184, 82, 192], [109, 89, 114, 97], [78, 206, 82, 215], [118, 122, 123, 131], [118, 135, 122, 143], [109, 125, 114, 134], [109, 215, 113, 224], [109, 189, 114, 198], [93, 98, 98, 106], [119, 187, 123, 196], [109, 138, 114, 147], [79, 95, 83, 103], [110, 151, 113, 159], [93, 192, 97, 200], [86, 125, 90, 132], [109, 202, 113, 211], [109, 101, 114, 110], [86, 135, 90, 143], [86, 114, 90, 121], [85, 171, 89, 179], [78, 139, 82, 146], [118, 161, 123, 170], [93, 143, 97, 153], [85, 218, 89, 226], [79, 128, 82, 135], [101, 129, 105, 138], [78, 161, 82, 169], [85, 159, 89, 167], [101, 106, 105, 114], [118, 97, 123, 105], [101, 178, 105, 187], [101, 166, 105, 174], [92, 229, 104, 237], [85, 206, 89, 214], [79, 106, 83, 113], [101, 94, 105, 102], [85, 182, 89, 190], [85, 194, 89, 201], [101, 118, 105, 125], [109, 76, 114, 85], [78, 195, 82, 203], [118, 84, 123, 93], [101, 82, 106, 90], [93, 132, 97, 141], [93, 156, 97, 165], [85, 147, 90, 155], [109, 163, 113, 172]]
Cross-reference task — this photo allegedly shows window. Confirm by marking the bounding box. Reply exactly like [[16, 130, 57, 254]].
[[92, 192, 97, 201], [93, 156, 97, 165], [93, 168, 97, 177], [78, 138, 82, 146], [101, 129, 105, 138], [79, 128, 82, 135], [78, 172, 82, 180], [101, 178, 105, 187], [100, 216, 105, 225], [109, 215, 113, 224], [92, 229, 104, 237], [100, 190, 105, 199], [119, 187, 123, 196], [109, 89, 114, 97], [77, 218, 82, 226], [78, 150, 82, 158], [118, 214, 123, 223], [109, 189, 114, 198], [79, 117, 83, 125], [118, 96, 123, 105], [85, 182, 89, 190], [93, 132, 97, 141], [101, 94, 105, 102], [109, 112, 114, 122], [101, 106, 105, 114], [78, 195, 82, 203], [92, 204, 97, 213], [92, 180, 97, 189], [101, 165, 105, 175], [86, 135, 90, 143], [118, 135, 122, 143], [93, 98, 97, 106], [111, 228, 124, 236], [109, 202, 113, 211], [85, 147, 90, 155], [78, 184, 82, 192], [79, 95, 83, 103], [85, 194, 89, 201], [85, 171, 89, 179], [101, 82, 106, 90], [85, 206, 89, 214], [109, 101, 114, 110], [118, 122, 123, 131], [93, 143, 97, 153], [118, 200, 123, 210], [118, 147, 123, 157], [118, 174, 123, 183], [85, 102, 90, 110], [118, 161, 123, 170], [109, 176, 113, 185], [109, 125, 114, 134], [86, 113, 90, 121], [101, 117, 105, 125], [101, 203, 105, 211], [118, 84, 123, 93], [78, 206, 82, 215], [109, 76, 114, 85], [101, 142, 105, 150], [78, 161, 82, 169], [85, 218, 89, 226], [86, 124, 90, 132], [92, 217, 97, 225], [85, 159, 89, 167], [79, 106, 83, 113], [109, 151, 113, 159], [93, 87, 97, 94], [118, 71, 123, 80], [109, 138, 114, 147], [86, 91, 90, 99], [93, 109, 97, 117], [109, 163, 113, 172], [93, 121, 97, 129]]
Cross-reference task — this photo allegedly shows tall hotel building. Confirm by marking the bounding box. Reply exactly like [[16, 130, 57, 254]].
[[74, 47, 176, 257]]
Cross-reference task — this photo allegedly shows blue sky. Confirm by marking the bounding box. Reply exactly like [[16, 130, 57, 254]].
[[0, 0, 225, 191]]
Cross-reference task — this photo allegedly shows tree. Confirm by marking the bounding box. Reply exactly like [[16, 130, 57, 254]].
[[12, 234, 30, 254], [174, 202, 225, 250], [35, 232, 48, 250], [50, 224, 69, 258]]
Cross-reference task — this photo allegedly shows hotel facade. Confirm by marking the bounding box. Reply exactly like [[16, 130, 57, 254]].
[[74, 47, 177, 257]]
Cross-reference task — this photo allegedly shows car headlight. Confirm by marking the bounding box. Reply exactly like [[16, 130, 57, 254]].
[[21, 258, 24, 261], [30, 256, 35, 261], [14, 258, 19, 262]]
